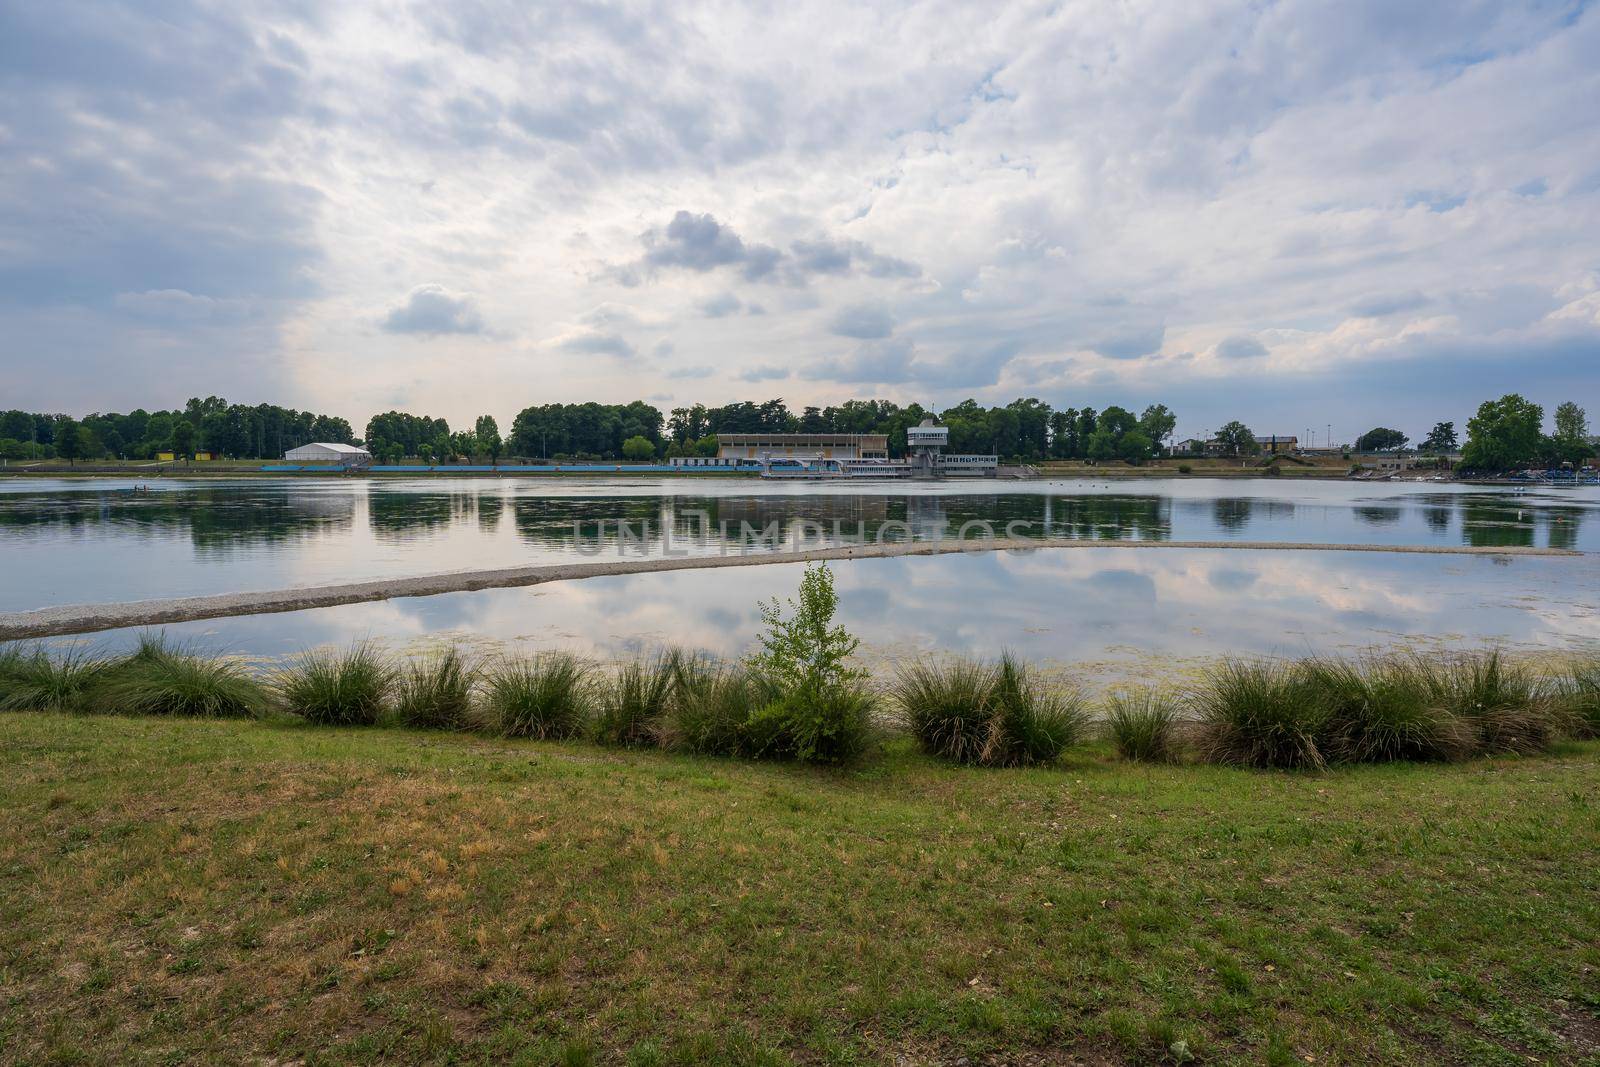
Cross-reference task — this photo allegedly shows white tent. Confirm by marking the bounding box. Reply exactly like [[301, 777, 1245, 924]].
[[283, 442, 373, 463]]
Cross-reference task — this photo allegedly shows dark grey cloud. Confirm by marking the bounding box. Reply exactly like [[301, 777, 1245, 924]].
[[557, 330, 635, 359], [698, 292, 745, 318], [1349, 291, 1429, 318], [738, 364, 790, 382], [829, 304, 895, 339], [806, 339, 916, 383], [1091, 324, 1166, 360], [381, 285, 486, 335], [1215, 335, 1269, 359], [613, 211, 921, 288]]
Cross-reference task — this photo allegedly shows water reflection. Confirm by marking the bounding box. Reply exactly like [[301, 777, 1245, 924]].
[[1, 477, 1595, 612], [40, 549, 1600, 690]]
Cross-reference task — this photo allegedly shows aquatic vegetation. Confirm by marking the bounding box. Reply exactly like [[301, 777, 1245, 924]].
[[393, 649, 476, 730], [277, 644, 395, 726], [1106, 688, 1184, 763], [479, 653, 593, 739]]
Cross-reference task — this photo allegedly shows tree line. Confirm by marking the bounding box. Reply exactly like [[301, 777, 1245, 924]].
[[4, 391, 1590, 468], [0, 398, 353, 462]]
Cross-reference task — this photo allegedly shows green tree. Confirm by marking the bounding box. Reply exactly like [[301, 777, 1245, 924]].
[[475, 415, 502, 462], [54, 417, 83, 465], [1461, 394, 1543, 471], [1420, 421, 1457, 454], [1138, 404, 1176, 453], [621, 435, 656, 461], [169, 420, 197, 460], [1117, 429, 1156, 464], [1355, 427, 1408, 452], [1214, 421, 1258, 456], [1548, 402, 1594, 465]]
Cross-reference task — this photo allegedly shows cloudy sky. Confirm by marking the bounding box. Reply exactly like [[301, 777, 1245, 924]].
[[2, 0, 1598, 442]]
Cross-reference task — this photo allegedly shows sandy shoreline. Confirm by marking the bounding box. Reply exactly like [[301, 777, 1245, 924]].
[[0, 538, 1583, 640]]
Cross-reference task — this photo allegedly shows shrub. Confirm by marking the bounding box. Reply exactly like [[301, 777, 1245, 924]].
[[742, 562, 876, 763], [479, 653, 592, 739], [1428, 651, 1555, 755], [393, 649, 475, 730], [1107, 688, 1183, 762], [1177, 464, 1192, 474], [592, 653, 678, 747], [743, 681, 877, 764], [100, 640, 267, 719], [0, 647, 107, 713], [1194, 659, 1328, 769], [277, 644, 394, 726], [1307, 657, 1473, 763], [892, 654, 1086, 766], [1554, 662, 1600, 739], [662, 657, 763, 756]]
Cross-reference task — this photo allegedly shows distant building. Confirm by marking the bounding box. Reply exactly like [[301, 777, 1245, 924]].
[[714, 433, 889, 461], [284, 442, 374, 464], [1191, 433, 1300, 456]]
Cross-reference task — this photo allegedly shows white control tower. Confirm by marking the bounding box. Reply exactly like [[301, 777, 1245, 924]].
[[906, 417, 949, 478]]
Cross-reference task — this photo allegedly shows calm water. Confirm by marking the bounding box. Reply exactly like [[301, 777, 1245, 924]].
[[2, 476, 1596, 612], [31, 548, 1600, 688]]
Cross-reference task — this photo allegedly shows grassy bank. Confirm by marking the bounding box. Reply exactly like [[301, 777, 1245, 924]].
[[1, 713, 1597, 1064]]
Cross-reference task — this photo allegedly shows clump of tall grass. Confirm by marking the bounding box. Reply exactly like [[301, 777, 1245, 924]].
[[592, 652, 678, 748], [0, 646, 108, 713], [661, 657, 764, 756], [479, 653, 593, 739], [392, 649, 475, 730], [1553, 662, 1600, 739], [1106, 688, 1184, 763], [1193, 659, 1328, 769], [892, 654, 1086, 767], [277, 644, 394, 726], [1307, 657, 1474, 764], [100, 637, 267, 719], [1427, 651, 1555, 755]]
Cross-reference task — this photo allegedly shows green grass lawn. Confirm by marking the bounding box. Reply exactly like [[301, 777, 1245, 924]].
[[2, 713, 1597, 1065]]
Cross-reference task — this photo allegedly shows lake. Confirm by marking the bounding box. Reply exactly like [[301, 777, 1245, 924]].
[[2, 476, 1596, 612], [5, 476, 1596, 684]]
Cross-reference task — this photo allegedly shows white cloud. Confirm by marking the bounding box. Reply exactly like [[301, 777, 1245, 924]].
[[1, 0, 1597, 433]]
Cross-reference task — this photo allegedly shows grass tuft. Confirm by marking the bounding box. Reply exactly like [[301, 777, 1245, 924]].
[[100, 639, 267, 719], [393, 649, 476, 730], [0, 647, 108, 714], [661, 656, 763, 756], [479, 653, 593, 739], [1193, 659, 1328, 770], [892, 654, 1085, 766], [277, 644, 394, 726], [1554, 662, 1600, 739], [1430, 651, 1555, 755], [1308, 657, 1474, 764], [592, 652, 679, 748], [1106, 688, 1184, 762]]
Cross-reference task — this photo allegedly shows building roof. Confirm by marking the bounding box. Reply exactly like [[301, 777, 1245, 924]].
[[291, 442, 371, 454]]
